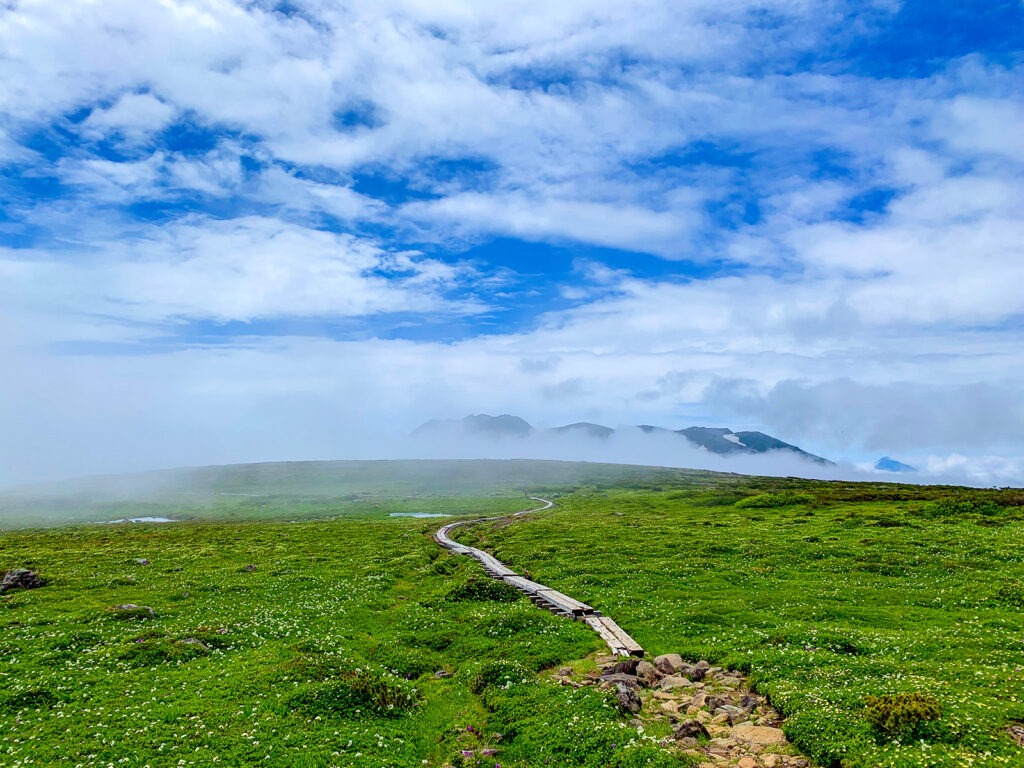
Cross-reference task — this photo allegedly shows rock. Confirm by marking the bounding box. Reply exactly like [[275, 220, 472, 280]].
[[660, 675, 693, 691], [636, 660, 663, 687], [740, 694, 759, 712], [719, 704, 751, 724], [690, 691, 708, 709], [737, 758, 758, 768], [762, 756, 780, 768], [653, 653, 684, 674], [707, 695, 732, 711], [605, 657, 640, 675], [684, 663, 707, 682], [558, 667, 573, 677], [732, 724, 787, 745], [175, 638, 210, 650], [242, 564, 257, 572], [615, 682, 642, 713], [0, 569, 45, 594], [676, 736, 699, 748], [110, 604, 156, 619], [434, 670, 452, 679], [133, 558, 150, 566], [673, 719, 710, 740], [1008, 724, 1024, 747], [660, 700, 679, 714], [599, 672, 640, 688]]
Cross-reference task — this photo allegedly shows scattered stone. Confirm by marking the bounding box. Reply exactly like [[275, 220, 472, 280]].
[[673, 719, 710, 740], [1007, 724, 1024, 747], [110, 604, 156, 619], [654, 653, 684, 674], [600, 672, 641, 688], [433, 670, 452, 679], [133, 558, 150, 566], [558, 667, 573, 677], [636, 660, 663, 687], [0, 569, 45, 594], [615, 682, 642, 713], [175, 637, 210, 650], [242, 564, 257, 572], [660, 700, 679, 714], [732, 725, 787, 745], [737, 758, 759, 768], [605, 657, 640, 675]]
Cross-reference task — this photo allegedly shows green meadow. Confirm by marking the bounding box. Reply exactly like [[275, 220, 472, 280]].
[[1, 460, 1022, 768]]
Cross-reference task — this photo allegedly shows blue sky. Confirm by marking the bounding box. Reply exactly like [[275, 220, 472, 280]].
[[1, 0, 1023, 485]]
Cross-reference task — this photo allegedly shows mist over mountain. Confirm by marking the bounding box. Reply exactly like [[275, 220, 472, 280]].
[[413, 414, 833, 465], [875, 457, 918, 473]]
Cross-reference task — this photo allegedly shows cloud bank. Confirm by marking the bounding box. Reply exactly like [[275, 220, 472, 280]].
[[1, 1, 1022, 486]]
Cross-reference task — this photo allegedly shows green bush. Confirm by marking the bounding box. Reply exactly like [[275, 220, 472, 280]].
[[283, 666, 422, 718], [468, 659, 533, 694], [864, 693, 942, 738], [735, 492, 815, 509], [445, 575, 522, 603]]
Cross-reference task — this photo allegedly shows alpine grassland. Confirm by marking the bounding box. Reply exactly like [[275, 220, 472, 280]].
[[1, 460, 1022, 768]]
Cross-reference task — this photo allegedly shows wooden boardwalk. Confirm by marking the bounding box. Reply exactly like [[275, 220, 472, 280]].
[[433, 498, 644, 658]]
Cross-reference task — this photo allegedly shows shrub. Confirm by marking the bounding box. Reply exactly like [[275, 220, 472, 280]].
[[735, 492, 815, 509], [864, 692, 942, 738], [468, 659, 532, 694], [445, 576, 522, 603], [284, 666, 421, 718]]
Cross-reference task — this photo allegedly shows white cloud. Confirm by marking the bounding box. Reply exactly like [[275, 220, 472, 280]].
[[0, 217, 479, 333]]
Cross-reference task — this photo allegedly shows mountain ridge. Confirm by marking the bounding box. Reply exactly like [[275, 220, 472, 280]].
[[413, 414, 833, 465]]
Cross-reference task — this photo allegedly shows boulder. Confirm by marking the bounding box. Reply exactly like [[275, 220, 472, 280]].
[[599, 672, 640, 688], [0, 569, 45, 594], [175, 638, 210, 651], [110, 604, 156, 619], [653, 653, 684, 674], [614, 682, 642, 713], [732, 724, 787, 745], [673, 719, 710, 740], [636, 660, 663, 687], [605, 657, 640, 675], [659, 675, 693, 691]]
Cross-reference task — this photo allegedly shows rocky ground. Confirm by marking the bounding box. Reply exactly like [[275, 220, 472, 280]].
[[552, 653, 813, 768]]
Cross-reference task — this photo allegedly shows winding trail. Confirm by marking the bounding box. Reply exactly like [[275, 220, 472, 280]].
[[434, 497, 644, 658]]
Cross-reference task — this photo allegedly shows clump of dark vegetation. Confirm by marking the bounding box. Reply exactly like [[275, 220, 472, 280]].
[[118, 633, 211, 667], [1, 688, 60, 712], [735, 491, 815, 509], [467, 659, 532, 695], [284, 666, 422, 718], [864, 693, 943, 739], [446, 575, 522, 603]]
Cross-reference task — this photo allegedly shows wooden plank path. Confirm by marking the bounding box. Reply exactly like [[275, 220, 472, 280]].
[[433, 498, 644, 657]]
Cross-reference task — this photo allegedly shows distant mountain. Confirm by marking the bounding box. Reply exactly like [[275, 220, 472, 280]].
[[413, 415, 833, 464], [875, 456, 917, 473], [551, 422, 615, 440], [413, 414, 534, 439]]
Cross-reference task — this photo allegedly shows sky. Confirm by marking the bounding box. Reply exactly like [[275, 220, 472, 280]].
[[1, 0, 1023, 486]]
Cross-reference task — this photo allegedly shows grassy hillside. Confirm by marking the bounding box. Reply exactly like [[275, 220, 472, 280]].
[[1, 461, 1022, 767], [463, 484, 1024, 767], [0, 459, 733, 528]]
